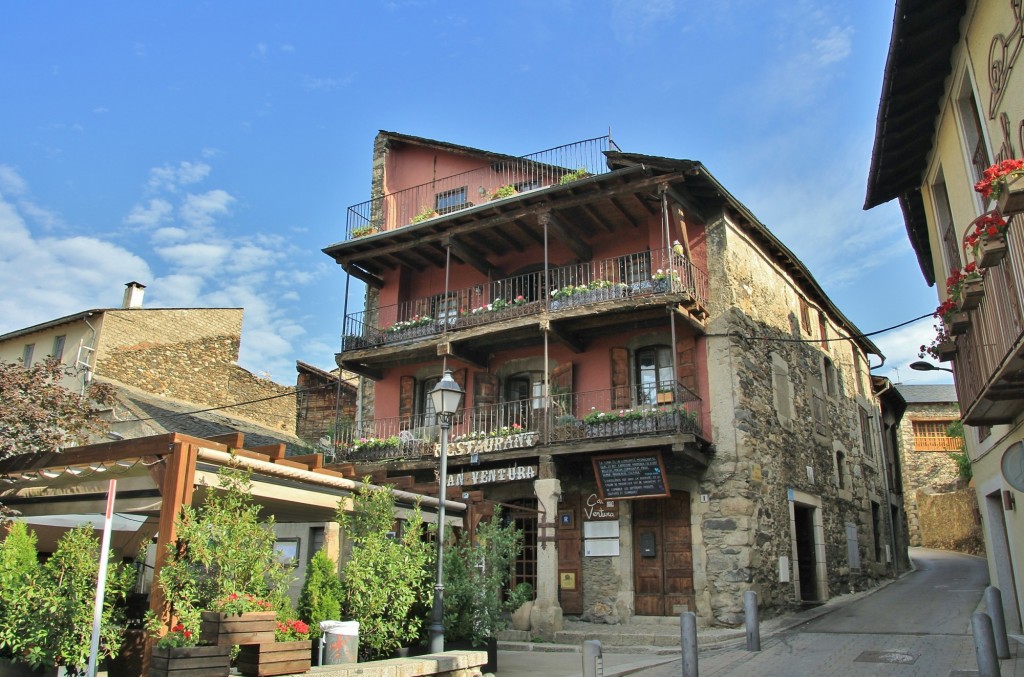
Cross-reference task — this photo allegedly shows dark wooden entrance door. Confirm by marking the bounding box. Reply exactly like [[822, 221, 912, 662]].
[[794, 504, 817, 601], [633, 493, 694, 615]]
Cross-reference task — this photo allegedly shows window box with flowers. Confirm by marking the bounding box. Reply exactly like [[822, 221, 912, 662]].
[[651, 269, 682, 294], [351, 225, 378, 239], [237, 620, 312, 677], [920, 323, 958, 363], [965, 211, 1009, 268], [934, 299, 969, 337], [349, 435, 403, 460], [946, 262, 984, 312], [975, 158, 1024, 216], [581, 405, 697, 438], [382, 314, 436, 342], [489, 184, 519, 201], [200, 593, 276, 646], [461, 295, 531, 323], [549, 280, 628, 309]]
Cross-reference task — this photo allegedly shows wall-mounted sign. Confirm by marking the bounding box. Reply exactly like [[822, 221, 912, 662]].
[[1001, 442, 1024, 492], [583, 493, 618, 520], [592, 453, 670, 499], [440, 464, 537, 487], [559, 571, 577, 590], [435, 432, 539, 457]]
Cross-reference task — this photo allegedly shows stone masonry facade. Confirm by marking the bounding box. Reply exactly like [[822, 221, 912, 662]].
[[95, 308, 296, 433]]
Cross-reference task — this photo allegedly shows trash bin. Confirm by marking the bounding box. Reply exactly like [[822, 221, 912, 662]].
[[320, 620, 359, 665]]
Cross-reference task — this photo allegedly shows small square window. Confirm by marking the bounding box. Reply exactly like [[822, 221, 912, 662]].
[[274, 538, 300, 567], [435, 187, 468, 214]]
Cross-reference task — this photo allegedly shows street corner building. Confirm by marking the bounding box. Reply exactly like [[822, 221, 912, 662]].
[[865, 0, 1024, 634], [323, 131, 909, 632]]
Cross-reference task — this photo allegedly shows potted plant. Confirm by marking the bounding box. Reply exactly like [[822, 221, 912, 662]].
[[351, 224, 378, 238], [237, 619, 312, 677], [489, 184, 518, 201], [557, 167, 590, 185], [920, 323, 958, 363], [965, 211, 1009, 267], [442, 510, 525, 672], [298, 550, 343, 665], [975, 158, 1024, 216], [336, 480, 434, 661], [0, 524, 136, 677], [411, 206, 439, 224], [946, 262, 984, 312], [935, 299, 969, 336], [148, 622, 231, 677], [150, 465, 293, 656], [651, 268, 681, 293]]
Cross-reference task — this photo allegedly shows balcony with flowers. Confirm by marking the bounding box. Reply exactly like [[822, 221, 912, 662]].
[[946, 159, 1024, 424], [333, 384, 706, 465], [340, 249, 709, 354]]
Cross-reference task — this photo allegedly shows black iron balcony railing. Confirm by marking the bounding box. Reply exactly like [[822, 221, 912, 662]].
[[345, 136, 614, 239], [331, 383, 704, 463], [341, 249, 709, 350]]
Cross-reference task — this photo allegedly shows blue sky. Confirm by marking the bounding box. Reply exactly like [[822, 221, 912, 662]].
[[0, 1, 949, 387]]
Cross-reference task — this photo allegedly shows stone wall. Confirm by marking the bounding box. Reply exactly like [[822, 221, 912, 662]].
[[95, 308, 295, 432], [896, 401, 965, 546], [917, 488, 985, 555], [296, 366, 358, 447], [697, 211, 897, 624]]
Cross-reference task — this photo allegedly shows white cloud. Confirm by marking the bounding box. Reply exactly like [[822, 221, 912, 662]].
[[151, 226, 190, 244], [124, 198, 173, 229], [814, 25, 853, 65], [872, 319, 953, 386], [0, 165, 28, 196], [155, 242, 230, 269], [180, 189, 234, 228], [147, 161, 212, 193]]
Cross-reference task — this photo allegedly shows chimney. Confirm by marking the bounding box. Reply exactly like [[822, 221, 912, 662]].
[[122, 281, 146, 309]]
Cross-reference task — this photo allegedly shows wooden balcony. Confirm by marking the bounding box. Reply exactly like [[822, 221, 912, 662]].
[[912, 435, 963, 452], [327, 384, 708, 471], [952, 214, 1024, 424]]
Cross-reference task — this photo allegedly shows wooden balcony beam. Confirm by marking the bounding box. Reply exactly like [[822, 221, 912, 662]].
[[665, 185, 708, 223], [581, 203, 616, 233], [338, 360, 383, 381], [542, 318, 585, 353], [341, 263, 384, 289], [608, 196, 640, 228], [444, 235, 507, 279], [542, 212, 591, 261]]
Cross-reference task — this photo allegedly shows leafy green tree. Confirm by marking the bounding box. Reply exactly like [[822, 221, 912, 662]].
[[443, 509, 524, 646], [336, 481, 434, 659], [298, 550, 344, 639], [0, 357, 117, 460], [946, 420, 972, 482], [0, 521, 40, 657], [152, 466, 294, 635], [21, 525, 135, 676]]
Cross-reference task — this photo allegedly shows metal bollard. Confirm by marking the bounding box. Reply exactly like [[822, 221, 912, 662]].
[[985, 585, 1010, 659], [744, 590, 761, 652], [582, 639, 602, 677], [681, 611, 699, 677], [972, 611, 1000, 677]]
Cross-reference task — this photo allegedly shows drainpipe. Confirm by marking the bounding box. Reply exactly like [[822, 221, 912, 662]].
[[543, 213, 551, 445], [873, 378, 901, 577], [81, 313, 98, 396]]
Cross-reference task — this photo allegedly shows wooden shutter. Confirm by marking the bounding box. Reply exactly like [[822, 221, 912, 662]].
[[399, 375, 415, 428], [551, 361, 574, 419], [611, 347, 631, 409]]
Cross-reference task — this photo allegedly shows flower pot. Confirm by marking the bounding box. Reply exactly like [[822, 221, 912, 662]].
[[149, 645, 231, 677], [943, 311, 970, 337], [936, 340, 958, 362], [237, 640, 313, 677], [200, 611, 276, 647], [997, 173, 1024, 216], [975, 231, 1008, 268], [956, 277, 985, 312]]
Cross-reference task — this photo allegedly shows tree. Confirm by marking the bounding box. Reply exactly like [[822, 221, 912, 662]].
[[151, 466, 294, 635], [946, 420, 972, 483], [0, 521, 39, 657], [298, 550, 344, 640], [336, 481, 434, 659], [0, 357, 117, 459]]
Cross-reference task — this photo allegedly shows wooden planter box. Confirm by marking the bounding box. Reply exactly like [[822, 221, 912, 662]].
[[957, 277, 985, 312], [237, 640, 313, 677], [200, 611, 276, 646], [975, 231, 1008, 268], [936, 340, 958, 362], [149, 645, 231, 677], [997, 173, 1024, 216], [943, 311, 970, 337]]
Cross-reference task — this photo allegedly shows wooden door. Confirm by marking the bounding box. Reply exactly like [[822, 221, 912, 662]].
[[633, 493, 694, 615], [556, 492, 583, 614]]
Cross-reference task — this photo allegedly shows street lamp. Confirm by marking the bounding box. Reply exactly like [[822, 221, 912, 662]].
[[428, 369, 464, 654], [909, 360, 955, 374]]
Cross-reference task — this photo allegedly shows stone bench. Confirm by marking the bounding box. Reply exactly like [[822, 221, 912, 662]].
[[309, 650, 488, 677]]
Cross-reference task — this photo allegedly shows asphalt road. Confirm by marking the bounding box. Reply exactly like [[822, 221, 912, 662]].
[[634, 548, 998, 677]]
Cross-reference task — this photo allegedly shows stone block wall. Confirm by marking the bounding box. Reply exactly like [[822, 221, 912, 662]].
[[916, 488, 984, 554], [296, 366, 358, 447], [95, 308, 295, 432], [897, 400, 969, 547], [698, 211, 896, 623]]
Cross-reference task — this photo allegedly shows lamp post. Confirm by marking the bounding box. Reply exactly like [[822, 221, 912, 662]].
[[909, 361, 955, 374], [428, 369, 464, 654]]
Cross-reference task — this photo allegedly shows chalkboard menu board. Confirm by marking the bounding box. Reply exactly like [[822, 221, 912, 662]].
[[592, 452, 670, 499]]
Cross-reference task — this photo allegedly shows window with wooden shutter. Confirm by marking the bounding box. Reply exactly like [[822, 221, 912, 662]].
[[399, 375, 416, 428], [611, 347, 631, 409]]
